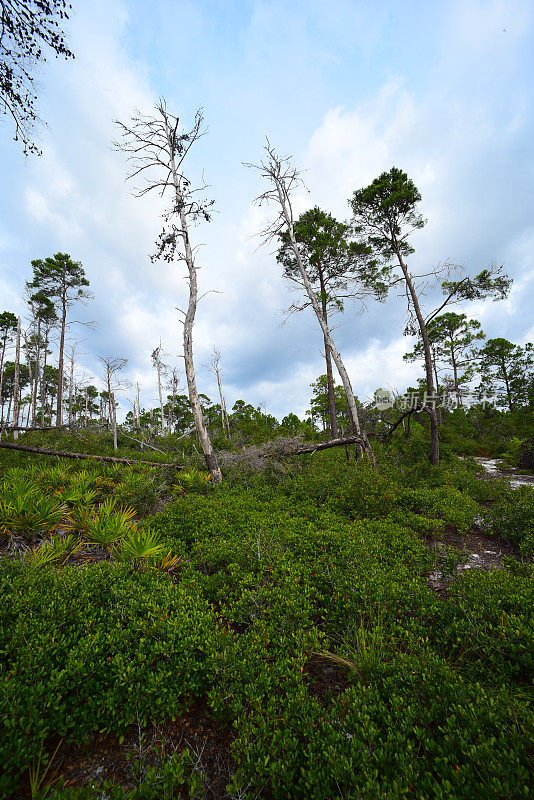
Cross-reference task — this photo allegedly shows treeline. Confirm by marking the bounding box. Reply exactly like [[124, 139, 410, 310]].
[[2, 104, 534, 476]]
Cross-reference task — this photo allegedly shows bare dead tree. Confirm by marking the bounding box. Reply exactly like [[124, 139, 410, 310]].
[[246, 142, 373, 460], [208, 347, 230, 433], [99, 355, 128, 451], [115, 101, 222, 482], [165, 367, 181, 432], [151, 340, 167, 435]]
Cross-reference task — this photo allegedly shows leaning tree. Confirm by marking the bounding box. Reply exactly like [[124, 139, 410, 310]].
[[115, 102, 222, 483], [350, 167, 510, 465], [277, 206, 388, 439], [248, 143, 374, 459]]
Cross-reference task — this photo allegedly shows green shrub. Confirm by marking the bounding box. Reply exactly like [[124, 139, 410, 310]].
[[113, 469, 165, 516], [481, 484, 534, 556], [172, 468, 213, 496], [1, 443, 533, 798], [0, 561, 224, 796]]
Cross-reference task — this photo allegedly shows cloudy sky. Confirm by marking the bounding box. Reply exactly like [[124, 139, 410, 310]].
[[1, 0, 533, 420]]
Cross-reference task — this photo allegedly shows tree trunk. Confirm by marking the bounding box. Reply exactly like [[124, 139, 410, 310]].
[[106, 367, 118, 451], [0, 440, 182, 467], [136, 382, 141, 429], [56, 296, 67, 427], [317, 273, 339, 439], [450, 343, 461, 406], [111, 391, 118, 450], [31, 316, 41, 426], [213, 352, 230, 434], [282, 434, 364, 455], [40, 328, 49, 427], [12, 317, 21, 441], [163, 113, 222, 483], [68, 347, 75, 427], [502, 362, 514, 412], [23, 328, 34, 429], [0, 338, 7, 427], [431, 346, 442, 424], [392, 241, 439, 465], [169, 379, 175, 432], [323, 327, 339, 439], [279, 189, 367, 458], [155, 345, 165, 435]]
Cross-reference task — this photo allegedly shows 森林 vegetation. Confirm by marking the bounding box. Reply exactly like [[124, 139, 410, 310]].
[[1, 101, 533, 800]]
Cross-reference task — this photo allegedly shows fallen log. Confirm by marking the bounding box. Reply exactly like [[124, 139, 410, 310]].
[[0, 441, 183, 469], [274, 435, 365, 456], [1, 426, 68, 432], [381, 406, 425, 440]]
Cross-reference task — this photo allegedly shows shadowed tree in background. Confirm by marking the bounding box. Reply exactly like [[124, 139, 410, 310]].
[[115, 101, 222, 483], [403, 312, 486, 406], [1, 360, 30, 423], [25, 289, 57, 425], [477, 338, 534, 412], [350, 167, 511, 465], [27, 253, 91, 428], [0, 0, 74, 154], [0, 311, 17, 430], [277, 206, 388, 439]]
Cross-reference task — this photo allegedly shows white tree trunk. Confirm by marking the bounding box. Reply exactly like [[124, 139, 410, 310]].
[[163, 112, 222, 482], [155, 345, 165, 435], [56, 298, 67, 427], [136, 382, 141, 428], [275, 184, 367, 455], [13, 317, 21, 440], [31, 317, 41, 426], [111, 391, 118, 451], [40, 328, 49, 427], [68, 347, 75, 427]]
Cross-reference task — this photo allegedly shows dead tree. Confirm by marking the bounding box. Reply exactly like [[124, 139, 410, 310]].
[[208, 347, 230, 433], [115, 101, 222, 483], [0, 440, 182, 468], [247, 143, 373, 460], [166, 367, 181, 432], [151, 341, 167, 435], [99, 355, 128, 451]]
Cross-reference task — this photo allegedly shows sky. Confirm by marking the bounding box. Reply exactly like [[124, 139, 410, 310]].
[[1, 0, 533, 421]]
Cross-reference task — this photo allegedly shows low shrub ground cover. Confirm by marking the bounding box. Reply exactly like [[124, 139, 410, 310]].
[[0, 447, 532, 798]]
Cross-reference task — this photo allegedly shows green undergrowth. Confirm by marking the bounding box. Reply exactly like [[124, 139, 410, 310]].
[[0, 448, 532, 798]]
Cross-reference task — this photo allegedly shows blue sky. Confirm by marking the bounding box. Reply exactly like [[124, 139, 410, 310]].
[[1, 0, 533, 419]]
